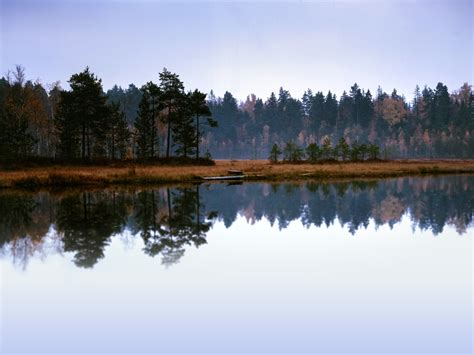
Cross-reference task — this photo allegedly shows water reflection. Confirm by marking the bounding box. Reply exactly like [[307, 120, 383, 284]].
[[0, 175, 472, 269]]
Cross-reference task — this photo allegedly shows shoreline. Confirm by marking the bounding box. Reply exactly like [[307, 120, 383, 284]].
[[1, 159, 473, 190]]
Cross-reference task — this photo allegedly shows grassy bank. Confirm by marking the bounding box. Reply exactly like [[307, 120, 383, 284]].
[[1, 160, 473, 189]]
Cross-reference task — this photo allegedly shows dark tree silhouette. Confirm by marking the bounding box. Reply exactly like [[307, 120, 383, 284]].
[[159, 68, 185, 158]]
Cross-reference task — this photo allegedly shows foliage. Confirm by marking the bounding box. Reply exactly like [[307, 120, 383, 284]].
[[367, 143, 380, 160], [335, 137, 350, 161], [107, 102, 130, 159], [159, 68, 185, 158], [172, 93, 196, 158], [56, 67, 110, 160], [276, 140, 383, 164], [306, 143, 321, 163], [269, 143, 282, 163], [188, 89, 216, 159], [283, 142, 304, 163], [0, 64, 471, 163]]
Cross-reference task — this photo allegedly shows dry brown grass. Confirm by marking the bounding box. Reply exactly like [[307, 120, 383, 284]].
[[1, 159, 473, 189]]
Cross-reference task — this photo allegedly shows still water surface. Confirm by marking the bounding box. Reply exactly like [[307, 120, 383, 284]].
[[1, 176, 472, 354]]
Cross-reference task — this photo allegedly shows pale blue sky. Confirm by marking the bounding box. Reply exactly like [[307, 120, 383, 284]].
[[1, 0, 472, 101]]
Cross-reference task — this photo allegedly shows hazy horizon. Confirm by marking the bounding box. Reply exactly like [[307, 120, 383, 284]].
[[1, 0, 472, 101]]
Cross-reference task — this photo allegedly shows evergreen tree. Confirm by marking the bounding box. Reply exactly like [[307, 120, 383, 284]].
[[107, 102, 130, 159], [350, 83, 363, 126], [309, 91, 325, 133], [360, 90, 374, 127], [269, 143, 282, 163], [134, 82, 160, 159], [263, 92, 278, 128], [367, 143, 380, 160], [159, 68, 185, 158], [106, 83, 143, 126], [350, 141, 362, 161], [324, 91, 338, 127], [421, 86, 435, 126], [335, 137, 350, 161], [306, 143, 321, 163], [283, 141, 303, 162], [135, 89, 153, 159], [433, 82, 450, 129], [172, 93, 195, 158], [188, 89, 216, 159], [337, 91, 353, 136], [56, 67, 109, 161], [216, 91, 240, 142]]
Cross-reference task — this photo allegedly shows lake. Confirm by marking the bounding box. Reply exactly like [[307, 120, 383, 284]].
[[1, 175, 472, 354]]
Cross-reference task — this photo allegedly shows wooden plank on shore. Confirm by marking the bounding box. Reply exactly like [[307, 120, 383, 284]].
[[202, 175, 245, 181]]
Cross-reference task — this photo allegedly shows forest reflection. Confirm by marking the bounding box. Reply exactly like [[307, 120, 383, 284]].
[[0, 175, 472, 269]]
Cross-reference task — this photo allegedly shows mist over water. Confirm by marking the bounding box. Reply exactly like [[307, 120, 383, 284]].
[[1, 175, 472, 353]]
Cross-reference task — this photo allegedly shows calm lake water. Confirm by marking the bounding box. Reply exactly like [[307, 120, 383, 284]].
[[1, 175, 472, 354]]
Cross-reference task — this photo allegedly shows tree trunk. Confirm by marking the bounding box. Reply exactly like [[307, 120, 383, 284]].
[[151, 100, 155, 158], [166, 119, 171, 158], [86, 128, 91, 161], [195, 115, 200, 159], [82, 123, 86, 161], [111, 129, 115, 159], [166, 102, 172, 158]]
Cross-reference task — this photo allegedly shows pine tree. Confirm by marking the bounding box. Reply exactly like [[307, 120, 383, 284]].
[[107, 103, 130, 159], [283, 141, 303, 162], [135, 90, 154, 159], [188, 89, 216, 159], [57, 67, 109, 161], [269, 143, 282, 163], [335, 137, 350, 161], [159, 68, 185, 158], [433, 82, 450, 129], [172, 93, 195, 158], [306, 143, 321, 163], [309, 92, 325, 133], [264, 92, 278, 127]]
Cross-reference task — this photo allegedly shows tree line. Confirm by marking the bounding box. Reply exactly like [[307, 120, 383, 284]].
[[94, 80, 474, 159], [205, 83, 472, 159], [0, 65, 472, 164]]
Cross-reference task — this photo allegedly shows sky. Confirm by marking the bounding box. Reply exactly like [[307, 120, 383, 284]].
[[2, 216, 471, 352], [1, 0, 472, 101]]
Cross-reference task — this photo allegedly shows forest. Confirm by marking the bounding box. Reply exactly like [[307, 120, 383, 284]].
[[0, 175, 472, 269], [0, 65, 472, 164]]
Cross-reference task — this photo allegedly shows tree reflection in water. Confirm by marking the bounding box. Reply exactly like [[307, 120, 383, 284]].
[[0, 175, 472, 269]]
